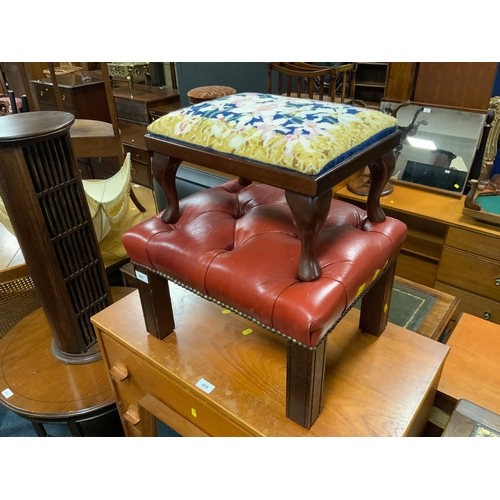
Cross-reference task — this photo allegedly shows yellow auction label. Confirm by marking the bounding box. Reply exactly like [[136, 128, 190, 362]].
[[242, 328, 253, 335]]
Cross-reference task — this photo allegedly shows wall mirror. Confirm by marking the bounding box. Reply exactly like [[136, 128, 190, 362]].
[[380, 99, 488, 197]]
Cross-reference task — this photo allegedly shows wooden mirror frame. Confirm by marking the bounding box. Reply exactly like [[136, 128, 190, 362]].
[[379, 99, 488, 197], [463, 96, 500, 223]]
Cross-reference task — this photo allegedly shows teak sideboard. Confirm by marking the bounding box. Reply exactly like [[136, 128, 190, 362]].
[[336, 184, 500, 327]]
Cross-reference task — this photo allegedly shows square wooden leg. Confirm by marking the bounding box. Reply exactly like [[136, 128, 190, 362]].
[[359, 259, 397, 337], [133, 265, 175, 340], [286, 339, 327, 429]]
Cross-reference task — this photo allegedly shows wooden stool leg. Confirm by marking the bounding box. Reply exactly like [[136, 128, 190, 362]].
[[134, 265, 175, 340], [285, 189, 332, 282], [359, 259, 397, 337], [152, 152, 183, 224], [366, 150, 396, 222], [286, 340, 327, 429]]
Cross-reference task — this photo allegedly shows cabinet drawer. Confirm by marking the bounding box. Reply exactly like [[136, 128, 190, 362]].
[[100, 333, 252, 437], [89, 156, 121, 178], [437, 247, 500, 301], [130, 160, 152, 188], [446, 227, 500, 261], [32, 84, 74, 112], [396, 251, 438, 288], [435, 282, 500, 324], [89, 156, 151, 188], [124, 145, 150, 165]]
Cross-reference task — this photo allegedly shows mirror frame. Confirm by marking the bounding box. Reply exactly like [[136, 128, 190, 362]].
[[380, 98, 488, 197]]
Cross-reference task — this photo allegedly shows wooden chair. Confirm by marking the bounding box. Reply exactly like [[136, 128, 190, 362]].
[[46, 62, 124, 163], [0, 264, 40, 340], [267, 62, 357, 103], [0, 66, 25, 114], [44, 62, 145, 212]]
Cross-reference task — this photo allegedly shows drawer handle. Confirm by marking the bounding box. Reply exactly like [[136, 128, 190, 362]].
[[62, 95, 66, 101], [131, 167, 137, 174], [97, 157, 103, 163], [39, 91, 44, 96], [123, 405, 140, 426], [495, 278, 500, 286], [484, 312, 492, 321], [109, 359, 129, 382]]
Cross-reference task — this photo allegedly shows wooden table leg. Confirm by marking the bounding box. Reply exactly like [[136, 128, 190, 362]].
[[31, 421, 49, 437], [285, 189, 332, 282], [366, 150, 396, 222]]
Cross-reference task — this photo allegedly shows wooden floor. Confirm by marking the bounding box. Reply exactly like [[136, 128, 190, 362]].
[[0, 183, 157, 273]]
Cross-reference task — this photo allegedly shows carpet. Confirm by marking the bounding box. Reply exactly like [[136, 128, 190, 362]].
[[0, 404, 180, 438]]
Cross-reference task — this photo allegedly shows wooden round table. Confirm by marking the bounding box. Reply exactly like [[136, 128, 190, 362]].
[[0, 288, 133, 436]]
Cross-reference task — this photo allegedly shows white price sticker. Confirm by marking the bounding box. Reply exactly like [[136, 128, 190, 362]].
[[2, 388, 13, 399], [135, 270, 149, 283], [423, 107, 431, 113], [196, 378, 215, 394]]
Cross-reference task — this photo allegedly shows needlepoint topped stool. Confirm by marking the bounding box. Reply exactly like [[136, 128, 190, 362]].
[[187, 85, 237, 104], [122, 92, 406, 429]]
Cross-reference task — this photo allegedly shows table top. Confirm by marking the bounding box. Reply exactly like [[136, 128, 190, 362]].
[[0, 287, 134, 420], [336, 183, 500, 237], [113, 84, 180, 104], [442, 399, 500, 437], [438, 312, 500, 415], [0, 111, 74, 144], [31, 71, 105, 89], [91, 285, 449, 436]]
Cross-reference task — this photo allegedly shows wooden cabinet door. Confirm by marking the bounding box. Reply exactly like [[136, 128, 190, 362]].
[[385, 62, 418, 102], [413, 62, 498, 110]]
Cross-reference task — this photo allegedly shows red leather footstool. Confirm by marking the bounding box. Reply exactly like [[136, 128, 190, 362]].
[[123, 180, 407, 428], [122, 92, 407, 429]]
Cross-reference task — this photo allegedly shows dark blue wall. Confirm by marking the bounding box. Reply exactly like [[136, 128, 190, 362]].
[[492, 64, 500, 96], [176, 62, 269, 107]]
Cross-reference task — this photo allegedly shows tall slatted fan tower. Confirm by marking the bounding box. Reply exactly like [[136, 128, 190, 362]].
[[0, 111, 112, 363]]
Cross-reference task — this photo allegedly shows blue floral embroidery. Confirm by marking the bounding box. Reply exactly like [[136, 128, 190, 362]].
[[148, 93, 398, 176]]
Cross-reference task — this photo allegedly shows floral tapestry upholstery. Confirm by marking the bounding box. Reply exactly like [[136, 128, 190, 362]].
[[147, 92, 398, 176]]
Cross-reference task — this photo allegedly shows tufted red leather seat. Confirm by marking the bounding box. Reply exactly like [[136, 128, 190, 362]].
[[122, 92, 407, 429], [123, 179, 407, 349]]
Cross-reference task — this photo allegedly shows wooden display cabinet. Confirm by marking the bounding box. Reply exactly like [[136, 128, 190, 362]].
[[353, 62, 389, 107], [30, 71, 111, 122]]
